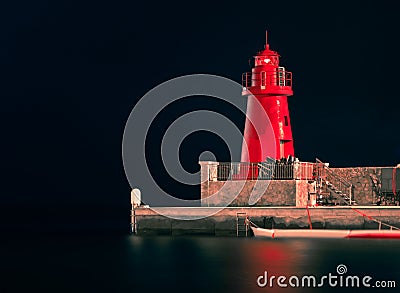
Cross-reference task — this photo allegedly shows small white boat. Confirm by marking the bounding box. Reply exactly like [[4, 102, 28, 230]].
[[251, 226, 350, 238], [250, 226, 400, 239]]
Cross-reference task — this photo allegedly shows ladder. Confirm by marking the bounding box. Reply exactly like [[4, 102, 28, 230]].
[[236, 212, 249, 237]]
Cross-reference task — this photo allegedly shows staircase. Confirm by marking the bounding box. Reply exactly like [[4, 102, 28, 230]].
[[257, 162, 274, 179], [315, 158, 356, 205]]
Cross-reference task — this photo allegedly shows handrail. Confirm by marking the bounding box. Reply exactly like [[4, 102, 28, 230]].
[[316, 158, 352, 187], [315, 158, 354, 205], [242, 70, 292, 88]]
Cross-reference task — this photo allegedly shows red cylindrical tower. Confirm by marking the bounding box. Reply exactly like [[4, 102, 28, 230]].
[[241, 31, 294, 162]]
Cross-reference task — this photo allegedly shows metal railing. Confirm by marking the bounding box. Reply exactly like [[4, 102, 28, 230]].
[[217, 162, 259, 180], [242, 69, 293, 88], [315, 158, 354, 204], [216, 161, 315, 181], [295, 162, 315, 180]]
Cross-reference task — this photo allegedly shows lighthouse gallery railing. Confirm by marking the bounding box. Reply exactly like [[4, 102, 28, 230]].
[[242, 69, 293, 88], [216, 161, 314, 181]]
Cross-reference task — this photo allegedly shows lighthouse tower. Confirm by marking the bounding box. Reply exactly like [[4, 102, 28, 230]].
[[241, 31, 294, 162]]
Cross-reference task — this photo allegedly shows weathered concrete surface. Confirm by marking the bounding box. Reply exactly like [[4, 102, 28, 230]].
[[295, 180, 309, 207], [201, 180, 306, 207], [136, 216, 172, 235], [331, 167, 381, 205], [171, 218, 215, 236], [199, 162, 393, 207], [133, 207, 400, 236]]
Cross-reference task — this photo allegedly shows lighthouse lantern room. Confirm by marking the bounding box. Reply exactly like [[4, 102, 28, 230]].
[[241, 31, 294, 162]]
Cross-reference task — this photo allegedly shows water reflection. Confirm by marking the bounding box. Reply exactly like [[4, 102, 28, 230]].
[[126, 237, 400, 293], [3, 235, 398, 292]]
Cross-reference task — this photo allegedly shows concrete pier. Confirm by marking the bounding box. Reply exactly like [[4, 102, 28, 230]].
[[131, 206, 400, 236]]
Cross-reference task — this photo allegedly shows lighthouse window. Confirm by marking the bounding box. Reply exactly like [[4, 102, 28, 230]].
[[284, 116, 288, 126], [270, 56, 278, 66]]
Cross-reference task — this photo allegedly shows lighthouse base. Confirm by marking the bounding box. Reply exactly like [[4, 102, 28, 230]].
[[200, 179, 309, 207], [199, 161, 392, 207]]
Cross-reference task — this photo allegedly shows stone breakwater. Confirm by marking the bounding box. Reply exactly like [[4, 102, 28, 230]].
[[132, 207, 400, 236]]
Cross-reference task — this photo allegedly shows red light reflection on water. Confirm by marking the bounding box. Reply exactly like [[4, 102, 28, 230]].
[[237, 239, 309, 292]]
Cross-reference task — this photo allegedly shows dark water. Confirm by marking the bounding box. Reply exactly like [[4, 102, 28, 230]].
[[1, 235, 400, 293]]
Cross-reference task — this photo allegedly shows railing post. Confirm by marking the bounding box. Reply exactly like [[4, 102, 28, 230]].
[[131, 208, 137, 234], [207, 164, 210, 207], [350, 184, 353, 205]]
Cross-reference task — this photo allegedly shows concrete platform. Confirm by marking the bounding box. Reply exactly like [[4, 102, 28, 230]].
[[131, 206, 400, 236]]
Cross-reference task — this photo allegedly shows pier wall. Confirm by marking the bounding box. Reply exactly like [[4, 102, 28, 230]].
[[201, 180, 305, 207], [200, 162, 387, 206], [133, 207, 400, 236], [330, 167, 381, 205], [199, 161, 309, 207]]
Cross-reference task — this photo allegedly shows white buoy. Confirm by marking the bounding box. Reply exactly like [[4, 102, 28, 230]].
[[131, 188, 141, 208]]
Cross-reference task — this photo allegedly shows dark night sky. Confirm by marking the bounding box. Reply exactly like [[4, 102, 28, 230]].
[[1, 0, 399, 231]]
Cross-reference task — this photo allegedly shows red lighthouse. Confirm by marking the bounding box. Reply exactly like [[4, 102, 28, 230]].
[[241, 31, 294, 162]]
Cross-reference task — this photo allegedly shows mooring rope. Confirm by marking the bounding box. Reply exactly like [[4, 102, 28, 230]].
[[245, 217, 259, 228], [306, 205, 313, 230], [245, 205, 400, 231], [335, 192, 400, 231], [350, 206, 400, 231]]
